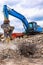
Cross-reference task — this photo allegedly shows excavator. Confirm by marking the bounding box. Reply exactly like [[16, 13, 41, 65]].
[[1, 5, 43, 40]]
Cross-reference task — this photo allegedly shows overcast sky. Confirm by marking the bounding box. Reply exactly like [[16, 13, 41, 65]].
[[0, 0, 43, 33]]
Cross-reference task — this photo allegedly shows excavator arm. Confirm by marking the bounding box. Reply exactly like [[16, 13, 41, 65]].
[[3, 5, 29, 30], [1, 5, 29, 39]]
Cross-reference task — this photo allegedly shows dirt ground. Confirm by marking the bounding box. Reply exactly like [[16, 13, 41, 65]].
[[0, 34, 43, 65]]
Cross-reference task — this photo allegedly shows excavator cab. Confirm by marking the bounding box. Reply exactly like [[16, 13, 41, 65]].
[[28, 22, 37, 33]]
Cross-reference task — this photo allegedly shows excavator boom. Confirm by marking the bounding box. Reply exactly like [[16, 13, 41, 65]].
[[1, 5, 29, 39], [3, 5, 29, 30]]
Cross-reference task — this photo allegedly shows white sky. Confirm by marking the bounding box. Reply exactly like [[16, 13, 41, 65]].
[[0, 0, 43, 33]]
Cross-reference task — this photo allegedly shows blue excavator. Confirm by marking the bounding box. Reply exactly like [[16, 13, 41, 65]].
[[1, 5, 43, 39]]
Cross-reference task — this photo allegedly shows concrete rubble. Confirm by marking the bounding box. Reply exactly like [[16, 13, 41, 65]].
[[0, 34, 43, 65]]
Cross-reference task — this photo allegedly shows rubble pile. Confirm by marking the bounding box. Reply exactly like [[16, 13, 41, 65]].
[[0, 49, 20, 60], [18, 43, 37, 57], [0, 34, 43, 65], [18, 34, 43, 58]]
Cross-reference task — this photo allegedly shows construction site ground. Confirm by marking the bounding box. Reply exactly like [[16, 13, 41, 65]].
[[0, 33, 43, 65]]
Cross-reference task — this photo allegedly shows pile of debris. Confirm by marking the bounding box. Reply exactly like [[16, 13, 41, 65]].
[[0, 34, 43, 65], [0, 48, 20, 60]]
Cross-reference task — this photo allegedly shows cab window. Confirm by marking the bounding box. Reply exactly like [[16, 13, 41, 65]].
[[29, 24, 33, 28]]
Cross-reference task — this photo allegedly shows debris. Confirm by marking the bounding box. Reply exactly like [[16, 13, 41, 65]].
[[19, 43, 37, 57], [0, 34, 43, 65]]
